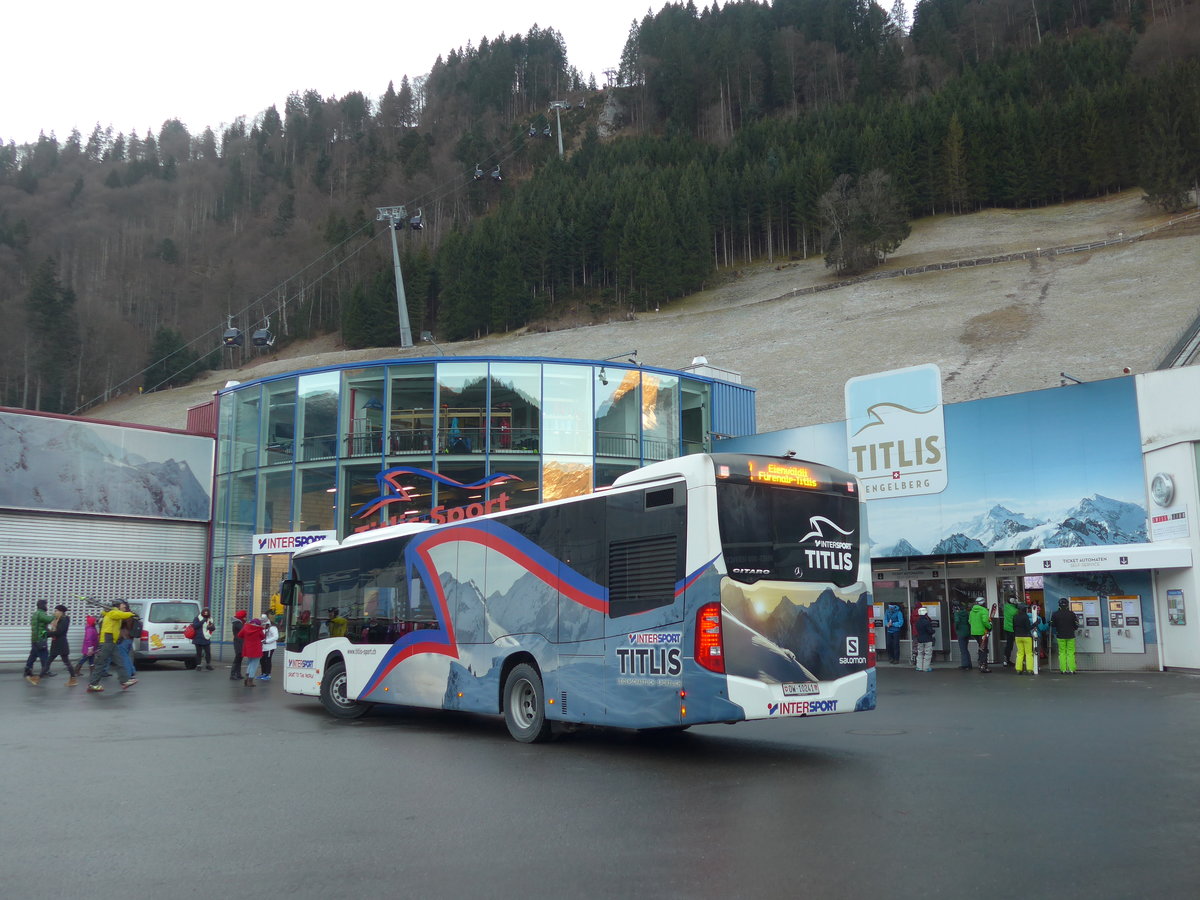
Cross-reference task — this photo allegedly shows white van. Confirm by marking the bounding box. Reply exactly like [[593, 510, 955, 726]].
[[125, 599, 201, 668]]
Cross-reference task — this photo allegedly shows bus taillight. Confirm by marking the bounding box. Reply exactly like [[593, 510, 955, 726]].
[[866, 618, 877, 667], [695, 602, 725, 673]]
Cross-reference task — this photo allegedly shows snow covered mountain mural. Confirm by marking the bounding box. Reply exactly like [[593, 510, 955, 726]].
[[716, 375, 1147, 559], [0, 411, 212, 520], [876, 495, 1148, 556]]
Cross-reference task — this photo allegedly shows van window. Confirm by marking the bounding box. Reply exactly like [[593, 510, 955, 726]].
[[144, 602, 199, 623]]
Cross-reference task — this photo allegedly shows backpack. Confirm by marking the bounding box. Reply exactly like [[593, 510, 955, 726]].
[[184, 623, 196, 639]]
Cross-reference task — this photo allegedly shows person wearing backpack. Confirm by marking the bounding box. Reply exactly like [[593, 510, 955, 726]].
[[191, 608, 215, 671], [969, 597, 994, 674], [117, 604, 140, 681], [914, 607, 936, 672], [88, 600, 136, 692]]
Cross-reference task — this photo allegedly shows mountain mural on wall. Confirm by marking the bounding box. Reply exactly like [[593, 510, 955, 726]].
[[0, 414, 211, 520], [873, 495, 1147, 557]]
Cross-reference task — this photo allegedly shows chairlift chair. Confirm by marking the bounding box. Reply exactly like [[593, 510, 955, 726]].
[[491, 165, 502, 182], [410, 208, 423, 230], [222, 327, 244, 347], [474, 164, 483, 180], [543, 125, 552, 138], [528, 124, 537, 137]]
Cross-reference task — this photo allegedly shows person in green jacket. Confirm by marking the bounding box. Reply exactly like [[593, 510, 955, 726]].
[[969, 597, 994, 674], [1001, 596, 1021, 667], [24, 600, 56, 685]]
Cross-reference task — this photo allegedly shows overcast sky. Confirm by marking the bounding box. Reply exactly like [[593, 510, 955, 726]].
[[3, 1, 676, 147]]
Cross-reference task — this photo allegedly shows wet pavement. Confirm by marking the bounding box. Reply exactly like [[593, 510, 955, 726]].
[[2, 659, 1198, 898]]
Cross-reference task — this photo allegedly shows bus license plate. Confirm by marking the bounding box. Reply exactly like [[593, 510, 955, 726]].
[[782, 682, 819, 696]]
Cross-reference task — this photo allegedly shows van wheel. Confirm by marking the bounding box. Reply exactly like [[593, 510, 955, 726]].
[[320, 661, 368, 719], [503, 663, 552, 743]]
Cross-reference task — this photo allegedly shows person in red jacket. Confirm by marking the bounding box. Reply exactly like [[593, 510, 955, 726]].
[[239, 616, 265, 686]]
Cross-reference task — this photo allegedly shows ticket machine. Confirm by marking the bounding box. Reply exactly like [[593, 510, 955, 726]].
[[872, 602, 886, 651], [1108, 595, 1146, 654], [1071, 596, 1104, 654]]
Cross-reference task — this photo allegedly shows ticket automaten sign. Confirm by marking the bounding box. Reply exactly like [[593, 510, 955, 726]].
[[845, 363, 948, 499]]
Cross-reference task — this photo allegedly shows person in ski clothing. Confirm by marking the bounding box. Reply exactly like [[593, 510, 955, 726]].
[[1001, 595, 1021, 667], [76, 614, 99, 677], [884, 603, 904, 664], [230, 610, 247, 680], [88, 601, 136, 692], [45, 604, 80, 685], [914, 607, 936, 671], [192, 608, 216, 670], [24, 600, 55, 685], [239, 617, 265, 686], [953, 601, 973, 669], [969, 597, 993, 674], [259, 616, 279, 680], [1051, 598, 1079, 674], [1012, 602, 1035, 674]]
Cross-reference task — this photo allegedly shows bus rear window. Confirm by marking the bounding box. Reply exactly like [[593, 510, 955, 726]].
[[716, 482, 861, 587]]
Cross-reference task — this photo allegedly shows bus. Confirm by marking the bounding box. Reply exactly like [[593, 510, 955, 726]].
[[280, 452, 875, 742]]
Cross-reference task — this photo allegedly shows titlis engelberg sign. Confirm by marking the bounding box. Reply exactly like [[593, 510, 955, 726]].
[[844, 363, 947, 499]]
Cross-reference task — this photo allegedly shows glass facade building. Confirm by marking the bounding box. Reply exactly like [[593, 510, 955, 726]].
[[210, 356, 755, 621]]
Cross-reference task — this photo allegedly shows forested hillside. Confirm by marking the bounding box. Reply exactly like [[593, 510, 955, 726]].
[[2, 0, 1199, 415]]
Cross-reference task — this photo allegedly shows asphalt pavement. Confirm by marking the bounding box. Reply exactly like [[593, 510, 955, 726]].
[[2, 658, 1198, 899]]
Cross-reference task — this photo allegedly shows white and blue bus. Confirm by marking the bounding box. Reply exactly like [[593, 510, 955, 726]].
[[280, 453, 875, 742]]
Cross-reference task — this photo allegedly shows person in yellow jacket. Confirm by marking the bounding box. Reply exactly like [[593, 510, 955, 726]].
[[88, 601, 136, 692]]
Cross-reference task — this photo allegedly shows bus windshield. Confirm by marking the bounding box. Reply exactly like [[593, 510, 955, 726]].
[[716, 481, 861, 588]]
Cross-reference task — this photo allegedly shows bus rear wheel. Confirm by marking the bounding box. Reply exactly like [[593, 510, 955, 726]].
[[503, 663, 552, 743], [320, 660, 369, 719]]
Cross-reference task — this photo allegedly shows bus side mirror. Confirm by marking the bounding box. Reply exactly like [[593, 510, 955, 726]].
[[279, 579, 299, 606]]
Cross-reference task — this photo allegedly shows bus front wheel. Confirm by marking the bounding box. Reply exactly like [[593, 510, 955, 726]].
[[503, 663, 552, 743], [320, 660, 369, 720]]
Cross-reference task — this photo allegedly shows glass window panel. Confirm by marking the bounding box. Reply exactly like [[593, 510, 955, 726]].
[[231, 386, 262, 470], [681, 380, 709, 455], [343, 367, 386, 459], [297, 372, 339, 462], [487, 363, 541, 454], [595, 462, 637, 489], [437, 362, 488, 455], [490, 460, 540, 510], [216, 394, 235, 474], [542, 455, 594, 501], [435, 462, 488, 513], [261, 470, 293, 533], [642, 372, 679, 462], [264, 378, 297, 464], [342, 464, 388, 535], [389, 363, 435, 454], [595, 366, 640, 459], [544, 364, 592, 455], [296, 466, 336, 532], [229, 472, 258, 555], [212, 475, 232, 557]]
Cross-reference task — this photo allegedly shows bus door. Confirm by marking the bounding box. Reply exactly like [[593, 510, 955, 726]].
[[602, 483, 688, 728]]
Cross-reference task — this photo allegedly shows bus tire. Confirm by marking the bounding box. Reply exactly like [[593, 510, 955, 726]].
[[320, 660, 369, 720], [503, 663, 552, 743]]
